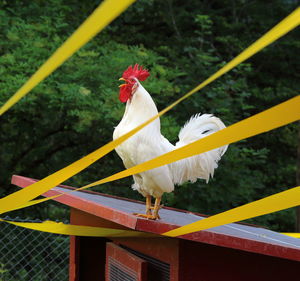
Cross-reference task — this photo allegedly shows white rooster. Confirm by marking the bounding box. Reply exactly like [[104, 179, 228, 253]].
[[113, 64, 227, 219]]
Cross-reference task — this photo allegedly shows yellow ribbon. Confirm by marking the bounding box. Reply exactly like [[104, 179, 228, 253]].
[[0, 0, 136, 116], [0, 219, 298, 239], [282, 233, 300, 238], [163, 185, 300, 237], [1, 7, 299, 215], [0, 219, 153, 237]]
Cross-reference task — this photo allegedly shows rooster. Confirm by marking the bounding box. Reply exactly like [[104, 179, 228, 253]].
[[113, 64, 227, 219]]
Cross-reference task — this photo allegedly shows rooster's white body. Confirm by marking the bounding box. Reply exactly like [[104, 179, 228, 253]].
[[113, 82, 227, 199]]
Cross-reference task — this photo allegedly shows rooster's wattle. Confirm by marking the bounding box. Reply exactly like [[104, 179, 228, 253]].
[[113, 64, 227, 219]]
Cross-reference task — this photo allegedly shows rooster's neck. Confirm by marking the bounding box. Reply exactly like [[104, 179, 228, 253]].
[[122, 83, 160, 128]]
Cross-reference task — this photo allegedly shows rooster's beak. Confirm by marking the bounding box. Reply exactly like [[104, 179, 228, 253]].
[[119, 77, 127, 87]]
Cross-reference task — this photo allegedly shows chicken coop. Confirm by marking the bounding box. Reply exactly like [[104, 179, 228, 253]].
[[12, 175, 300, 281]]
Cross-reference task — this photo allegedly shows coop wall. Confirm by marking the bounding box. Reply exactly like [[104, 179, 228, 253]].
[[69, 208, 180, 281], [68, 208, 300, 281], [179, 239, 300, 281]]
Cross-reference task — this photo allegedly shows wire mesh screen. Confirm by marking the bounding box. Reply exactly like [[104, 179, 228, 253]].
[[0, 217, 69, 281]]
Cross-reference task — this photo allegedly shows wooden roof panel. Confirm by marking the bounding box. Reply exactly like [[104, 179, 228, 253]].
[[12, 175, 300, 261]]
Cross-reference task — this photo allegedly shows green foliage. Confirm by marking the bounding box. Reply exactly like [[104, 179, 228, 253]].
[[0, 0, 299, 231]]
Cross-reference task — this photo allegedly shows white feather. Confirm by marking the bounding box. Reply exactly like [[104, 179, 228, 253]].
[[113, 83, 227, 198], [170, 114, 228, 184]]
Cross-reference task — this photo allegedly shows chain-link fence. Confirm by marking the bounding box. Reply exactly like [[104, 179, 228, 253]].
[[0, 217, 69, 281]]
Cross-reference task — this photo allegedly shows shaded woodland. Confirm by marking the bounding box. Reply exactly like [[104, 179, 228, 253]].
[[0, 0, 299, 231]]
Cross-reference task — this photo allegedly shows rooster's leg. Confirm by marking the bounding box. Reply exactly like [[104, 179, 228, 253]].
[[145, 195, 152, 215], [152, 197, 161, 220], [133, 195, 161, 220]]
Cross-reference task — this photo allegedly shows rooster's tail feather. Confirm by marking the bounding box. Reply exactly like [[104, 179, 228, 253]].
[[171, 114, 227, 184]]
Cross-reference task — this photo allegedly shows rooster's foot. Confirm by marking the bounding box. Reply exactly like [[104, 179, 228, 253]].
[[133, 213, 160, 220]]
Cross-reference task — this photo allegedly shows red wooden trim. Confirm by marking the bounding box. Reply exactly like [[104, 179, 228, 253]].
[[69, 209, 81, 281], [179, 229, 300, 262], [11, 175, 261, 228], [11, 175, 300, 262], [11, 175, 211, 216], [106, 243, 147, 281], [10, 175, 263, 229], [69, 236, 79, 281], [11, 175, 145, 204], [12, 175, 138, 229]]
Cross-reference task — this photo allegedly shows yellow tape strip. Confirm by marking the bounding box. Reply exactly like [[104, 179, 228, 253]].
[[0, 0, 136, 116], [162, 186, 300, 237], [1, 8, 299, 214], [1, 219, 298, 239], [13, 95, 300, 212], [282, 233, 300, 238], [0, 219, 152, 237]]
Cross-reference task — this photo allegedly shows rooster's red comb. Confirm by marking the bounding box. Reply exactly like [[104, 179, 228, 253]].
[[122, 64, 150, 81]]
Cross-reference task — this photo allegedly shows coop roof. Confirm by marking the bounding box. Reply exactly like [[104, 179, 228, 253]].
[[12, 175, 300, 261]]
